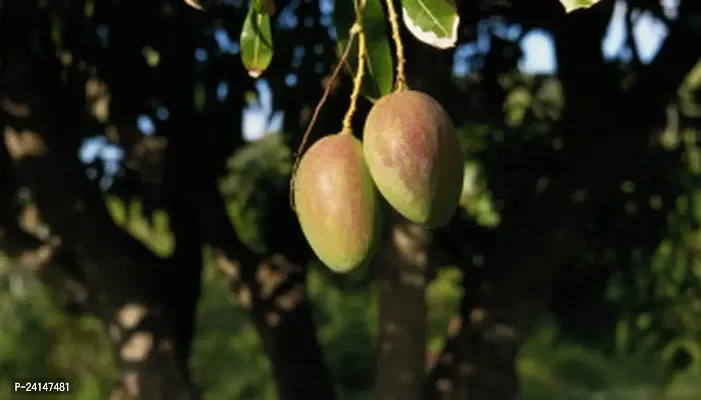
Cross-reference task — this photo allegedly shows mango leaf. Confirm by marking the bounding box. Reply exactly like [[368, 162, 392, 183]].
[[559, 0, 603, 13], [400, 0, 459, 49], [240, 3, 274, 78], [252, 0, 275, 14], [184, 0, 205, 10], [334, 0, 394, 101]]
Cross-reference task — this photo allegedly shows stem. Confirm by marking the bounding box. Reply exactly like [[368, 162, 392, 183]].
[[340, 0, 367, 135], [289, 32, 358, 211], [384, 0, 406, 91]]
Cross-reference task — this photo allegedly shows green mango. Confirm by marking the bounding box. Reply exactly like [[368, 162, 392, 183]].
[[294, 133, 383, 273]]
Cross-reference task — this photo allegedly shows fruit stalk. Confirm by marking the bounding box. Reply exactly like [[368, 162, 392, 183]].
[[384, 0, 406, 91], [341, 0, 368, 136]]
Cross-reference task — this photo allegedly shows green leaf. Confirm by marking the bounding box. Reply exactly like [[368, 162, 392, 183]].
[[240, 4, 274, 78], [400, 0, 459, 49], [334, 0, 394, 101], [184, 0, 206, 11], [252, 0, 275, 15], [559, 0, 603, 13]]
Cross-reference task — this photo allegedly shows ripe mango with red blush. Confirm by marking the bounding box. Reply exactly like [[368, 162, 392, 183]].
[[363, 90, 464, 227]]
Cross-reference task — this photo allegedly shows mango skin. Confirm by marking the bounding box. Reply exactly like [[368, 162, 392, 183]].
[[363, 90, 464, 227], [294, 134, 383, 273]]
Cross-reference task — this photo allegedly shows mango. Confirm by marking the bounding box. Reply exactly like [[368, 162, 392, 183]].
[[363, 90, 464, 227], [293, 133, 383, 273]]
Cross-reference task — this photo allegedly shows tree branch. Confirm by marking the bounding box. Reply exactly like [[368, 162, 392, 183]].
[[624, 0, 701, 117], [163, 116, 205, 385], [625, 5, 643, 67], [159, 9, 336, 399], [186, 130, 337, 400]]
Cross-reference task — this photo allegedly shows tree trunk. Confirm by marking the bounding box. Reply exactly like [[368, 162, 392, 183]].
[[375, 211, 432, 400], [173, 86, 337, 399]]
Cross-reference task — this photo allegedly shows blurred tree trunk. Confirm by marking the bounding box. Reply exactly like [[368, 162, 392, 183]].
[[190, 169, 337, 400], [166, 19, 337, 397], [375, 210, 432, 400], [371, 20, 456, 400]]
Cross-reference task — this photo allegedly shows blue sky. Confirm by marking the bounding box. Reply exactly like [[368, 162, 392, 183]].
[[80, 0, 675, 187], [521, 0, 671, 74]]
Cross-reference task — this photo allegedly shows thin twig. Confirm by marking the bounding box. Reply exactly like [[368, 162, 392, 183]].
[[384, 0, 406, 91], [341, 2, 367, 135]]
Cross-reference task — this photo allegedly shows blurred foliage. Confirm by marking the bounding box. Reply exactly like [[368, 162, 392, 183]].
[[219, 133, 292, 254], [2, 243, 701, 399]]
